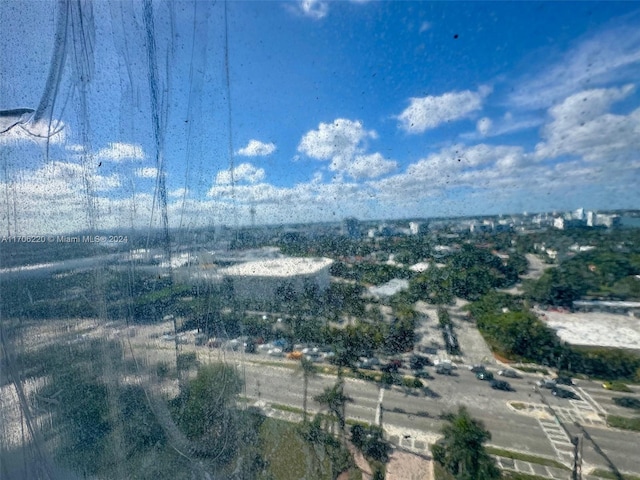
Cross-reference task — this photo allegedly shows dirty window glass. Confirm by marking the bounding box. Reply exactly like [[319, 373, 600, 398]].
[[1, 1, 640, 479]]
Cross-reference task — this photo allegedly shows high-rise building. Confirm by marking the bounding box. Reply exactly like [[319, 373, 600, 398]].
[[342, 217, 361, 239]]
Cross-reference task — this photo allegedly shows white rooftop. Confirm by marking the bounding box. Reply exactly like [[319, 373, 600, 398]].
[[409, 262, 430, 273], [541, 310, 640, 350], [369, 279, 409, 298], [218, 257, 333, 278]]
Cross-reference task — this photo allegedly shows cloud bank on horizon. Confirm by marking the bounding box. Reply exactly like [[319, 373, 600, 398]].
[[0, 1, 639, 235]]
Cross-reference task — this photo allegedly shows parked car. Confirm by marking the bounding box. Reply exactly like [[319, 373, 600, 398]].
[[469, 364, 486, 373], [476, 371, 494, 381], [286, 351, 303, 360], [555, 375, 573, 385], [491, 380, 513, 391], [356, 357, 377, 369], [304, 352, 323, 363], [498, 369, 520, 379], [418, 346, 438, 355], [435, 363, 453, 375], [552, 387, 579, 400], [537, 378, 557, 389], [409, 354, 432, 370]]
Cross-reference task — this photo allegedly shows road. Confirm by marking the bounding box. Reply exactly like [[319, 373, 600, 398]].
[[34, 316, 640, 478], [200, 348, 640, 477]]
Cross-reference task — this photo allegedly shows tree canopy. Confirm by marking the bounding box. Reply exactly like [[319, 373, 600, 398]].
[[431, 406, 500, 480]]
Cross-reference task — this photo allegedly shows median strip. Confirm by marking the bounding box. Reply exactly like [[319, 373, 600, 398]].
[[486, 446, 570, 471]]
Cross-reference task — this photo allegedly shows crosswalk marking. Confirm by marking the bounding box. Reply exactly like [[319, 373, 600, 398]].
[[538, 418, 574, 464], [576, 387, 607, 415]]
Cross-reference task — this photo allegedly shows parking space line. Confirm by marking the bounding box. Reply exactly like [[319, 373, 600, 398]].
[[577, 387, 607, 415]]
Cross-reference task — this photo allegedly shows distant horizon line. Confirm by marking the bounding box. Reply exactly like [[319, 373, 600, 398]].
[[8, 207, 637, 239]]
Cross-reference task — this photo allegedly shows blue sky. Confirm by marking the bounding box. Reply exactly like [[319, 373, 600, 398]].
[[1, 1, 640, 234]]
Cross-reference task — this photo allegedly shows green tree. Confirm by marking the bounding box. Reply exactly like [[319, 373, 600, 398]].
[[409, 263, 454, 305], [431, 407, 500, 480], [314, 380, 353, 443], [170, 363, 243, 462], [296, 356, 318, 423], [350, 424, 390, 463]]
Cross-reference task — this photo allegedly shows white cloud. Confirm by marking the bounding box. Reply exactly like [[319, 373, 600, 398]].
[[236, 139, 276, 157], [96, 142, 145, 162], [298, 119, 375, 161], [216, 162, 266, 185], [368, 143, 529, 204], [0, 160, 124, 234], [397, 87, 491, 134], [509, 18, 640, 109], [66, 144, 85, 153], [299, 0, 328, 19], [169, 188, 188, 198], [476, 117, 492, 136], [135, 167, 158, 179], [461, 112, 543, 141], [346, 153, 397, 180], [535, 85, 640, 162], [298, 118, 392, 179], [419, 21, 432, 33]]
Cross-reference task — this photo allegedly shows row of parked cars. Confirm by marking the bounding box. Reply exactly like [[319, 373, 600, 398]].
[[470, 365, 518, 391], [536, 376, 580, 399]]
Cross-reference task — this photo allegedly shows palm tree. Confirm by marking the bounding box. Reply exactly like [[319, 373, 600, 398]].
[[295, 356, 318, 423], [431, 406, 500, 480], [314, 379, 353, 443]]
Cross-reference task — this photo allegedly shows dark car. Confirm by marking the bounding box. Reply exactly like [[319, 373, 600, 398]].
[[409, 354, 432, 370], [555, 376, 573, 386], [469, 364, 486, 373], [552, 387, 579, 400], [419, 346, 439, 355], [498, 369, 520, 379], [382, 359, 402, 373], [415, 370, 434, 380], [435, 364, 453, 375], [491, 380, 512, 391], [476, 371, 494, 381]]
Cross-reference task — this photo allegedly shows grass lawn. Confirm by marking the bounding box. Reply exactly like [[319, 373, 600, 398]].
[[260, 417, 314, 479], [486, 447, 570, 470], [502, 472, 554, 480], [259, 417, 362, 480], [606, 415, 640, 432], [590, 469, 640, 480]]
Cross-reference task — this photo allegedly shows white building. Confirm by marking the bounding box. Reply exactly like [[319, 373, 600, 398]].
[[217, 257, 333, 302]]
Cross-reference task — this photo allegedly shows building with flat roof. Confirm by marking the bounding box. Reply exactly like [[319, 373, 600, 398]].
[[217, 257, 333, 302]]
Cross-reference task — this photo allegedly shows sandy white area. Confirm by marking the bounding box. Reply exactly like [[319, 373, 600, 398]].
[[386, 450, 433, 480], [540, 310, 640, 349]]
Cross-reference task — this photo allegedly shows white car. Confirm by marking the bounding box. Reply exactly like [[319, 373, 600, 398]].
[[267, 348, 284, 357]]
